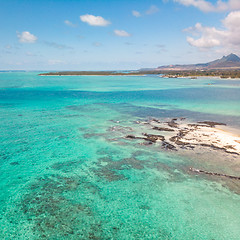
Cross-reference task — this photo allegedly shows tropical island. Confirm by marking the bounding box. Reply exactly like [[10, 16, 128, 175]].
[[39, 53, 240, 78]]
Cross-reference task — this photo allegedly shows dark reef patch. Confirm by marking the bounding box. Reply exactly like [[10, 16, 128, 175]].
[[10, 161, 19, 165], [139, 205, 151, 210], [19, 174, 103, 239], [83, 133, 104, 139], [62, 114, 81, 118], [93, 157, 145, 182], [50, 159, 85, 173]]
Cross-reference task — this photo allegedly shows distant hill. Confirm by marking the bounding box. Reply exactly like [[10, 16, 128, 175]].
[[40, 53, 240, 78], [156, 53, 240, 70]]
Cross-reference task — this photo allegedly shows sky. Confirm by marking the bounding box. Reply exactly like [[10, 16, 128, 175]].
[[1, 0, 240, 70]]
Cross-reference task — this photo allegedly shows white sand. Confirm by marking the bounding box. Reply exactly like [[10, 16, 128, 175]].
[[147, 118, 240, 155]]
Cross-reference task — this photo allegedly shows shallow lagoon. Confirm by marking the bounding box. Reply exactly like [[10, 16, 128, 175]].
[[1, 72, 240, 239]]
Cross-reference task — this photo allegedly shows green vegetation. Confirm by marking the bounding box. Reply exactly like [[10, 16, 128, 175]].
[[161, 70, 240, 79], [39, 71, 143, 76], [39, 69, 240, 78]]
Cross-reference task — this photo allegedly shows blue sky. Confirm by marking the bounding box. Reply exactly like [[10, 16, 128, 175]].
[[0, 0, 240, 70]]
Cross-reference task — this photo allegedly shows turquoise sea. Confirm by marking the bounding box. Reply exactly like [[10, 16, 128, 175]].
[[1, 72, 240, 239]]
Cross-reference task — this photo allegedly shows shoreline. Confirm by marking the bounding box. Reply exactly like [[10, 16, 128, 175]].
[[39, 72, 240, 79], [124, 117, 240, 155], [162, 75, 240, 80], [39, 74, 146, 77], [39, 74, 240, 80]]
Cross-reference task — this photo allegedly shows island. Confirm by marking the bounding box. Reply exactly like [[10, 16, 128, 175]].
[[39, 53, 240, 78]]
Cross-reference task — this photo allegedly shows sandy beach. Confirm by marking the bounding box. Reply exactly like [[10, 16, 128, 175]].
[[125, 117, 240, 155]]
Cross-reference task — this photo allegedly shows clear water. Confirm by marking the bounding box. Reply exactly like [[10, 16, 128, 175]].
[[1, 72, 240, 239]]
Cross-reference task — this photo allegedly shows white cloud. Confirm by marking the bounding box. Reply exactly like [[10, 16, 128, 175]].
[[64, 20, 77, 27], [17, 31, 37, 43], [80, 14, 111, 26], [146, 5, 159, 15], [174, 0, 215, 12], [229, 0, 240, 9], [114, 30, 131, 37], [185, 11, 240, 52], [223, 10, 240, 30], [132, 10, 141, 17], [132, 5, 159, 18], [174, 0, 240, 12], [187, 35, 221, 48]]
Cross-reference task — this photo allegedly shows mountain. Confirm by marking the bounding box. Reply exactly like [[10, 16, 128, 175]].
[[156, 53, 240, 70]]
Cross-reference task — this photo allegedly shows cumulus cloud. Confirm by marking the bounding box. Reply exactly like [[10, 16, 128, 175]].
[[146, 5, 159, 15], [17, 31, 37, 43], [80, 14, 111, 26], [230, 0, 240, 9], [64, 20, 77, 27], [185, 11, 240, 51], [174, 0, 240, 12], [114, 30, 131, 37], [223, 10, 240, 30], [132, 10, 141, 17]]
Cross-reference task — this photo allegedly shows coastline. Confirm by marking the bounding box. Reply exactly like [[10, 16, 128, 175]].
[[39, 74, 146, 77], [39, 70, 240, 79], [163, 75, 240, 80], [124, 117, 240, 155]]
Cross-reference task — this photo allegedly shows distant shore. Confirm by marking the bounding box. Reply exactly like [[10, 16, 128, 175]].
[[39, 69, 240, 79], [38, 71, 146, 76]]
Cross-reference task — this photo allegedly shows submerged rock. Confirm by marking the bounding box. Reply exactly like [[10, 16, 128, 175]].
[[142, 133, 165, 143], [123, 117, 240, 155], [162, 141, 176, 150], [189, 167, 240, 180], [152, 126, 175, 132], [197, 121, 226, 128]]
